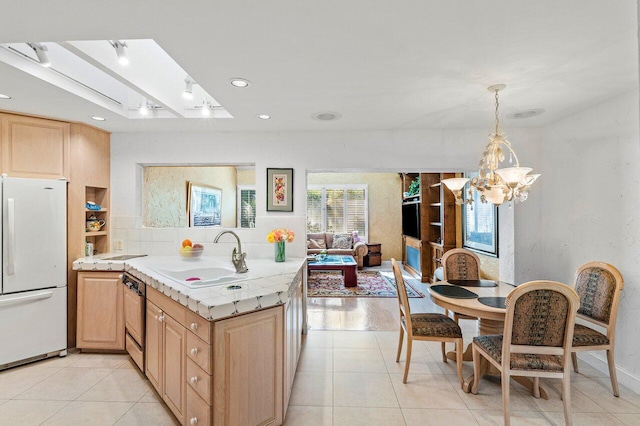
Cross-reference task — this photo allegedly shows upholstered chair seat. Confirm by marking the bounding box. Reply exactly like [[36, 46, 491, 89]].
[[407, 313, 462, 339], [473, 335, 564, 372], [572, 324, 609, 347]]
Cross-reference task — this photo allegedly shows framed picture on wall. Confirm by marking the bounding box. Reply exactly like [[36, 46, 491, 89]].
[[266, 168, 293, 212], [187, 181, 222, 227]]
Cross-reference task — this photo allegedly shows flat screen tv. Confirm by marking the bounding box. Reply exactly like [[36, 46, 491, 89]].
[[402, 202, 420, 239]]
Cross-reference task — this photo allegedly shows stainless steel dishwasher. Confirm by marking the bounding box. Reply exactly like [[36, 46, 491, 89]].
[[122, 273, 145, 372]]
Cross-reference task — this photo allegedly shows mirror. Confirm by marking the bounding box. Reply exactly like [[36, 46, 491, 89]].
[[142, 165, 255, 228]]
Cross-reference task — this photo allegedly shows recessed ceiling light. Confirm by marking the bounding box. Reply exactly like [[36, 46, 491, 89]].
[[257, 114, 271, 120], [90, 116, 106, 121], [507, 109, 545, 119], [311, 111, 342, 121], [229, 78, 250, 88], [0, 93, 11, 99]]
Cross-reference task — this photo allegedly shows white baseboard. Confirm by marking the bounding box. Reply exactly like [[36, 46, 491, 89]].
[[580, 352, 640, 395]]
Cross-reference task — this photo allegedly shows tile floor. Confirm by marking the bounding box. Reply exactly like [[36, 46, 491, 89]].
[[1, 262, 638, 425]]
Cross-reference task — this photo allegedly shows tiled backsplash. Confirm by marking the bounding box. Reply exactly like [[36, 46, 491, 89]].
[[111, 215, 307, 259]]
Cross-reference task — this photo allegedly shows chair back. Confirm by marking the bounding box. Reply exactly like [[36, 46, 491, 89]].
[[442, 248, 481, 280], [574, 262, 624, 330], [502, 281, 580, 368], [391, 258, 412, 335]]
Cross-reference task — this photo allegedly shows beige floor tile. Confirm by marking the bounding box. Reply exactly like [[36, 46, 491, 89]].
[[78, 368, 153, 402], [283, 406, 332, 426], [472, 410, 553, 426], [390, 373, 466, 409], [573, 377, 640, 413], [302, 330, 334, 348], [445, 374, 537, 411], [289, 372, 333, 406], [118, 358, 140, 370], [570, 358, 609, 378], [382, 347, 449, 376], [333, 372, 398, 408], [0, 363, 62, 399], [402, 408, 480, 426], [540, 411, 625, 425], [0, 399, 69, 425], [138, 389, 163, 403], [613, 413, 640, 425], [15, 368, 113, 400], [42, 401, 134, 426], [333, 406, 406, 425], [333, 331, 380, 348], [67, 353, 131, 369], [296, 348, 333, 372], [36, 353, 77, 368], [114, 402, 180, 425], [333, 348, 387, 373], [526, 379, 606, 413], [375, 331, 402, 349]]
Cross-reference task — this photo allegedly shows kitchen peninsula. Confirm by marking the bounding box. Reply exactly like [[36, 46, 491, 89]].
[[73, 255, 306, 426]]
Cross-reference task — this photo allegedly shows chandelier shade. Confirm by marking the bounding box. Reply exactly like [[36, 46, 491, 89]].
[[442, 84, 539, 206]]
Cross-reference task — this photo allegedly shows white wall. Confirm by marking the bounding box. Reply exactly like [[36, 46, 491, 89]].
[[110, 128, 539, 264], [518, 92, 640, 392]]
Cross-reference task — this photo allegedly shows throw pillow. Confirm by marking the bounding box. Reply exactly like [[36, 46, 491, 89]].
[[331, 234, 353, 249], [308, 238, 326, 249]]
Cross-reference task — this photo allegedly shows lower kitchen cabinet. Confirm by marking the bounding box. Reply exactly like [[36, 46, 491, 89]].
[[76, 271, 124, 350], [146, 299, 187, 422]]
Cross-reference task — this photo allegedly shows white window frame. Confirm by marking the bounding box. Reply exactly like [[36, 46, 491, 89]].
[[307, 184, 369, 241], [237, 185, 256, 228]]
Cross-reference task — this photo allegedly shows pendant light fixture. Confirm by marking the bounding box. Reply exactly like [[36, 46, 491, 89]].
[[442, 84, 540, 206]]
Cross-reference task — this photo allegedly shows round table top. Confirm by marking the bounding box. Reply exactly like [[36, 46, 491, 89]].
[[428, 280, 517, 321]]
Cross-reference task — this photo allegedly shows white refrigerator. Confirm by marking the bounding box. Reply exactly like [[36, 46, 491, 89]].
[[0, 177, 67, 368]]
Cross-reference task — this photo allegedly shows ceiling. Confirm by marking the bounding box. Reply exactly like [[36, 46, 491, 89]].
[[0, 0, 637, 133]]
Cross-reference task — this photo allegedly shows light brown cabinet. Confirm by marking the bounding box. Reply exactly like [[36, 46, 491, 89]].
[[146, 299, 187, 422], [0, 113, 70, 180], [284, 271, 303, 413], [213, 307, 284, 426], [76, 272, 124, 350]]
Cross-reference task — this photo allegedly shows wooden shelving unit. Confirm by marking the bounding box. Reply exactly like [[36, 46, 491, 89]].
[[401, 173, 456, 282], [85, 186, 110, 255]]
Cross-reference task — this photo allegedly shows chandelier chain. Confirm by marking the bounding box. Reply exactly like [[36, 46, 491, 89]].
[[495, 89, 500, 135]]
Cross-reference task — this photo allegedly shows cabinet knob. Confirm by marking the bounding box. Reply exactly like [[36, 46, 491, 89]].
[[190, 417, 198, 425], [190, 376, 198, 384], [190, 322, 198, 331], [190, 348, 198, 356], [158, 315, 164, 322]]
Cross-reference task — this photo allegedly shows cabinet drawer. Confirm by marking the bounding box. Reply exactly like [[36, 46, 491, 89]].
[[186, 357, 212, 403], [186, 386, 211, 426], [187, 311, 211, 343], [125, 333, 144, 372], [187, 331, 212, 374]]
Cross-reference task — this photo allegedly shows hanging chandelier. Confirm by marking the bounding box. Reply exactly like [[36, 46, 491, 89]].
[[442, 84, 540, 206]]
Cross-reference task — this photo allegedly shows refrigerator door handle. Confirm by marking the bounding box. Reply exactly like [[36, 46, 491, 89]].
[[7, 197, 15, 276], [0, 290, 53, 307]]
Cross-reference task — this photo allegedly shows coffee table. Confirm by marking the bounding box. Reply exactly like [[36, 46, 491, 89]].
[[307, 255, 358, 287]]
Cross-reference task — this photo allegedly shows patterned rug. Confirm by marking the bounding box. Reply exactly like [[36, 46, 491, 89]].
[[307, 270, 424, 298]]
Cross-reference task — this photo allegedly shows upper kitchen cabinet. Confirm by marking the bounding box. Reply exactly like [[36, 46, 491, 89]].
[[0, 113, 70, 180]]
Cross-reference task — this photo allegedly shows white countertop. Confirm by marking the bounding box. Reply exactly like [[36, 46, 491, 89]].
[[125, 256, 305, 321], [73, 253, 148, 271]]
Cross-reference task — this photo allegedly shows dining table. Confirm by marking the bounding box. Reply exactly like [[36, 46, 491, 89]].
[[428, 279, 549, 399]]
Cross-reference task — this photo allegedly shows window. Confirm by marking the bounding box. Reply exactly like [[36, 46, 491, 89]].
[[307, 185, 368, 238], [462, 176, 498, 256], [237, 186, 256, 228]]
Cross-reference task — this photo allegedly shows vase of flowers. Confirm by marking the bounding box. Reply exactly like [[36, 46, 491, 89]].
[[267, 228, 295, 262]]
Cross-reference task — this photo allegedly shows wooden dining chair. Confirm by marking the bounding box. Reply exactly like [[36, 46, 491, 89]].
[[570, 261, 624, 396], [471, 281, 580, 426], [441, 248, 482, 322], [391, 259, 464, 385]]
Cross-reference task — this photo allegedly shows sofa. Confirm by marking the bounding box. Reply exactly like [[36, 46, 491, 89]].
[[307, 232, 369, 269]]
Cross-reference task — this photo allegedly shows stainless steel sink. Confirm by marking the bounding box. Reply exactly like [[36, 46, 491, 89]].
[[103, 254, 147, 261]]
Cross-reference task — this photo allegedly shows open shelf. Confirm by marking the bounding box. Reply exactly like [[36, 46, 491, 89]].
[[85, 231, 107, 237], [85, 208, 108, 213]]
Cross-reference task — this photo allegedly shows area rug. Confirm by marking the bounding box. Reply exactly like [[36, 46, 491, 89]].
[[307, 270, 424, 298]]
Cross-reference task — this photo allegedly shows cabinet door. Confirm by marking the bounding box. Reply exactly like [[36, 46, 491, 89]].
[[214, 307, 283, 426], [76, 272, 124, 350], [0, 113, 70, 179], [145, 301, 163, 394], [163, 314, 187, 422], [123, 286, 144, 344]]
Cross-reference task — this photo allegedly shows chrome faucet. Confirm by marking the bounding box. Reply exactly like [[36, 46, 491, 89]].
[[214, 231, 248, 273]]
